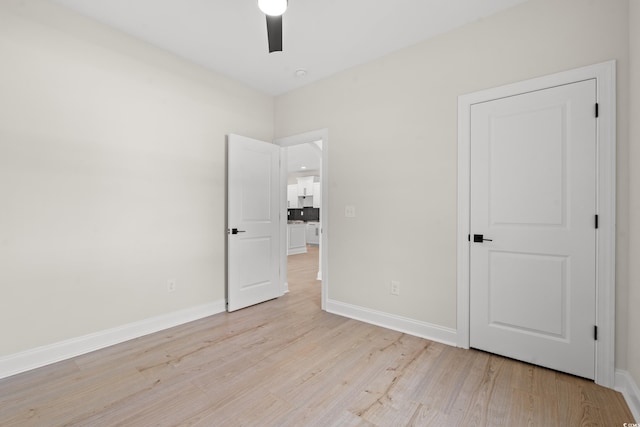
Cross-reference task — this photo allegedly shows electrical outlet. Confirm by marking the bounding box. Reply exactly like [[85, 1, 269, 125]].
[[168, 279, 176, 293], [345, 205, 356, 218], [390, 281, 400, 296]]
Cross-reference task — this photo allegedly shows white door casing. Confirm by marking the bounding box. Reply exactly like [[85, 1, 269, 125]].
[[469, 80, 596, 379], [457, 61, 616, 387], [227, 134, 281, 312]]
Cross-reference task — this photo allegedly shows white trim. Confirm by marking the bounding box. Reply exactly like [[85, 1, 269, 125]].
[[287, 246, 307, 255], [279, 142, 290, 296], [457, 61, 616, 387], [275, 129, 329, 310], [616, 370, 640, 422], [326, 299, 458, 347], [0, 301, 225, 380]]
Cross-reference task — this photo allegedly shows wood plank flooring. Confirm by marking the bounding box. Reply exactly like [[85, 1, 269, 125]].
[[0, 245, 634, 426]]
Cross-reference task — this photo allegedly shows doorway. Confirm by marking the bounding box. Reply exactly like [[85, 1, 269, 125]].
[[276, 129, 329, 310], [285, 143, 321, 301], [457, 61, 616, 387]]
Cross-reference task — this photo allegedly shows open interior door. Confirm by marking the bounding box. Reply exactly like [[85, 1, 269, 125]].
[[227, 134, 281, 312]]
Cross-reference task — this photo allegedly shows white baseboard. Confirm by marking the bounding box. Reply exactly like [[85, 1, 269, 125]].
[[616, 369, 640, 422], [287, 248, 307, 255], [326, 299, 457, 347], [0, 300, 225, 380]]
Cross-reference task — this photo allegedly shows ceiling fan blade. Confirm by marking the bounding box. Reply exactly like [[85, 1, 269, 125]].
[[266, 15, 283, 53]]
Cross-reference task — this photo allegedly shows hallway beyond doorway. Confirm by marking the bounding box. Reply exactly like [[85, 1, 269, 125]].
[[287, 245, 320, 305]]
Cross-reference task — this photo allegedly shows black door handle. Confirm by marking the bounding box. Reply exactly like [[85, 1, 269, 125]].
[[230, 228, 246, 235], [473, 234, 493, 243]]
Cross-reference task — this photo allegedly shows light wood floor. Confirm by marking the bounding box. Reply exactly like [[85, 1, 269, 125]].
[[1, 245, 634, 426]]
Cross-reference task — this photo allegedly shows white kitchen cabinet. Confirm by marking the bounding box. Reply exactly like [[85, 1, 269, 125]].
[[312, 182, 321, 208], [287, 184, 299, 208], [300, 196, 314, 207], [287, 223, 307, 255], [306, 222, 319, 245], [297, 176, 315, 197]]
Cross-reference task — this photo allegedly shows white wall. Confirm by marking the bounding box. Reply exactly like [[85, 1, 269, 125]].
[[2, 0, 637, 392], [276, 0, 631, 364], [628, 0, 640, 390], [0, 0, 273, 357]]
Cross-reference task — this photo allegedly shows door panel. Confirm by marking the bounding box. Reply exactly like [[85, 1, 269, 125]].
[[489, 106, 565, 226], [227, 134, 281, 312], [470, 80, 596, 379], [488, 252, 567, 337]]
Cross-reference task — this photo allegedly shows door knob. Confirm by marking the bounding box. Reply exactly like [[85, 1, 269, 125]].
[[473, 234, 493, 243], [230, 228, 246, 235]]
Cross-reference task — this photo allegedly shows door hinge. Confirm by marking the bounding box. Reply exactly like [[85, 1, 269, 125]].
[[594, 325, 598, 341], [595, 103, 599, 118], [468, 234, 470, 242], [595, 214, 599, 229]]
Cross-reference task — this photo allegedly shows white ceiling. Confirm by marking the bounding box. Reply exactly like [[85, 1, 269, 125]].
[[287, 141, 321, 174], [50, 0, 528, 95]]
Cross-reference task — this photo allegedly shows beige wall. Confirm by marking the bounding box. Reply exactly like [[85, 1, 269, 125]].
[[276, 0, 631, 365], [628, 0, 640, 386], [0, 0, 273, 356]]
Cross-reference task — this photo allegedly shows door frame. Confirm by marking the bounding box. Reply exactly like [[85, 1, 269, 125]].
[[457, 61, 616, 387], [275, 129, 329, 310]]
